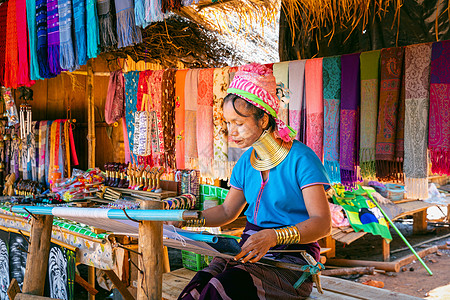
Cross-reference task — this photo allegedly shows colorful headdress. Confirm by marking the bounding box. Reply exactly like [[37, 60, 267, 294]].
[[227, 63, 296, 142]]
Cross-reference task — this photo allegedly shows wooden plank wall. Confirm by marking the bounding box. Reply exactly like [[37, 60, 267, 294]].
[[14, 54, 125, 171]]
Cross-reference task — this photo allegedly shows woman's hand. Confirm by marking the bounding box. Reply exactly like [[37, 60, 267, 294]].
[[164, 221, 184, 228], [234, 229, 277, 263]]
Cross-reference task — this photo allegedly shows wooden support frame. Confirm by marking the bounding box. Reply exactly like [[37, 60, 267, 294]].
[[319, 235, 335, 258], [86, 60, 96, 169], [22, 215, 54, 296], [382, 238, 390, 261], [413, 209, 428, 235]]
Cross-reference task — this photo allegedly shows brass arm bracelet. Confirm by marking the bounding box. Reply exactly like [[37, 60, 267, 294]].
[[273, 225, 301, 245], [184, 217, 206, 227]]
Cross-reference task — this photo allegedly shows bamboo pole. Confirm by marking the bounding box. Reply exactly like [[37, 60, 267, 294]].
[[22, 215, 54, 295], [87, 60, 96, 169], [88, 266, 96, 300], [138, 200, 163, 299]]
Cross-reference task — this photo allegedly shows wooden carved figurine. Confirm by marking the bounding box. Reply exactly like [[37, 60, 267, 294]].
[[3, 173, 15, 196], [154, 167, 165, 193]]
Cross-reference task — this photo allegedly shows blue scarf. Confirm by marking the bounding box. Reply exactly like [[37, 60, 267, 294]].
[[97, 0, 117, 50], [26, 0, 43, 80], [322, 56, 342, 184], [73, 0, 88, 66], [124, 71, 140, 162], [114, 0, 142, 48], [36, 0, 55, 78], [86, 0, 100, 58], [58, 0, 78, 71]]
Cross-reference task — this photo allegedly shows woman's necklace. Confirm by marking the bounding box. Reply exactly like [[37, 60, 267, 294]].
[[250, 130, 292, 171]]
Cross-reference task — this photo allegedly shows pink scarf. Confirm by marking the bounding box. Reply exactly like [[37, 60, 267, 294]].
[[105, 70, 125, 124], [197, 68, 214, 177], [184, 69, 199, 169], [175, 69, 188, 169], [16, 0, 34, 86], [305, 58, 324, 161]]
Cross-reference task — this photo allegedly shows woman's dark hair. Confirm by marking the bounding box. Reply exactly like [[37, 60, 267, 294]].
[[223, 94, 276, 131]]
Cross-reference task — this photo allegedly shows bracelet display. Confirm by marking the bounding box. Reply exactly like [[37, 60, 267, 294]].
[[184, 217, 206, 227], [273, 225, 301, 245]]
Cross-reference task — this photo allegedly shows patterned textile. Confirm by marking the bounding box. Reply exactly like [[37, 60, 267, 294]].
[[136, 70, 151, 112], [185, 69, 199, 169], [322, 56, 341, 184], [288, 60, 306, 142], [376, 47, 404, 181], [429, 40, 450, 175], [178, 221, 317, 300], [227, 63, 296, 142], [97, 0, 117, 51], [273, 61, 290, 126], [197, 68, 215, 178], [0, 2, 8, 85], [162, 69, 177, 170], [340, 53, 361, 188], [305, 58, 324, 161], [105, 70, 125, 124], [213, 67, 230, 179], [4, 0, 19, 88], [161, 0, 182, 12], [73, 0, 88, 66], [359, 50, 380, 179], [114, 0, 142, 48], [26, 0, 43, 80], [16, 0, 33, 86], [175, 70, 188, 169], [124, 71, 140, 163], [47, 0, 62, 75], [86, 0, 100, 58], [148, 70, 165, 166], [58, 0, 78, 71]]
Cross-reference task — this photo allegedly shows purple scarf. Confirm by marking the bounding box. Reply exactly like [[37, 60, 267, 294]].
[[47, 0, 62, 75], [340, 53, 360, 188]]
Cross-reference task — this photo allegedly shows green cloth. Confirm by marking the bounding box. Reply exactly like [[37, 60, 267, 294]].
[[359, 50, 381, 179], [333, 186, 392, 242]]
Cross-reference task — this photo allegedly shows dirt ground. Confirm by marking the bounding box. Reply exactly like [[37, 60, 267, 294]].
[[331, 220, 450, 299]]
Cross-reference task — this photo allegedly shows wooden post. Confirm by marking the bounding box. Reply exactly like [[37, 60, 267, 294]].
[[319, 235, 335, 258], [382, 238, 390, 261], [88, 266, 96, 300], [138, 200, 163, 299], [413, 209, 428, 235], [86, 60, 96, 169], [22, 215, 54, 295]]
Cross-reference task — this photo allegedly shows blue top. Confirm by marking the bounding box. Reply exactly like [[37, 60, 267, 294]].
[[230, 140, 330, 227]]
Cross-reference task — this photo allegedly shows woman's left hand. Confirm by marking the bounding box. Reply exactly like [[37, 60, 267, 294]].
[[234, 229, 277, 263]]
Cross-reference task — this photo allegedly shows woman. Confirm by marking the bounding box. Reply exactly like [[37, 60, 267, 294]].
[[179, 63, 331, 300]]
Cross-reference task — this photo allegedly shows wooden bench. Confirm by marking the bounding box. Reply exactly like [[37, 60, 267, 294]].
[[162, 268, 421, 300]]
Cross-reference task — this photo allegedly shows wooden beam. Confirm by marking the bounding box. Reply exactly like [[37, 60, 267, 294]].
[[327, 258, 400, 272], [163, 246, 171, 274], [137, 200, 163, 299], [319, 235, 335, 258], [22, 215, 54, 296], [413, 209, 428, 234], [86, 60, 96, 169], [15, 295, 62, 300], [75, 274, 98, 296], [88, 266, 96, 300], [104, 270, 135, 300], [382, 238, 390, 261]]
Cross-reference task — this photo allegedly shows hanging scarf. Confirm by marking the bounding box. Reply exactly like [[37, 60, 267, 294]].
[[322, 56, 341, 184], [36, 0, 54, 78], [184, 69, 199, 169], [68, 122, 78, 166], [97, 0, 117, 51], [273, 62, 290, 126], [161, 69, 177, 170], [340, 53, 361, 188], [197, 68, 214, 178], [86, 0, 100, 58], [73, 0, 88, 66], [105, 70, 125, 124], [64, 120, 70, 177], [213, 67, 230, 179], [288, 60, 306, 142], [124, 71, 140, 163], [58, 0, 78, 71], [359, 50, 380, 179], [47, 0, 62, 75], [136, 70, 152, 112], [38, 120, 47, 183], [16, 0, 34, 86], [376, 47, 404, 181], [135, 0, 149, 28], [0, 2, 8, 85], [26, 0, 42, 80], [4, 0, 19, 88], [429, 40, 450, 176], [175, 69, 188, 169], [305, 58, 324, 161], [145, 0, 164, 23], [122, 117, 131, 164], [45, 120, 52, 185], [30, 121, 38, 181], [114, 0, 142, 48], [148, 70, 165, 166]]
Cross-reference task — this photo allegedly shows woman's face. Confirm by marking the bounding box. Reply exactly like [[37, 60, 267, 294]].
[[223, 99, 265, 148]]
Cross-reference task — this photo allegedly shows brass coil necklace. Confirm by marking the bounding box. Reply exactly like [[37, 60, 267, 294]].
[[250, 130, 292, 171]]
